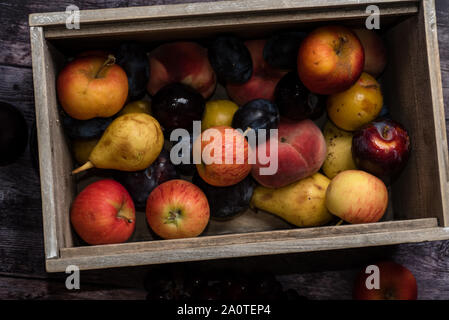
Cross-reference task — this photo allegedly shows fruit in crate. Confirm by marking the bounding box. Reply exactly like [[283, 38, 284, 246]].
[[325, 170, 388, 224], [70, 179, 136, 245], [251, 173, 333, 227], [322, 121, 357, 179], [146, 179, 210, 239], [72, 137, 99, 165], [352, 118, 411, 183], [192, 172, 255, 220], [57, 55, 129, 120], [251, 119, 327, 188], [151, 83, 205, 133], [147, 42, 217, 99], [327, 72, 383, 131], [113, 149, 179, 210], [170, 134, 197, 176], [201, 100, 239, 131], [226, 39, 287, 106], [353, 29, 387, 78], [0, 101, 28, 166], [297, 25, 364, 95], [263, 31, 307, 70], [194, 126, 252, 187], [72, 113, 164, 174], [274, 71, 326, 121], [231, 99, 280, 147], [115, 42, 150, 101], [117, 100, 151, 116], [208, 35, 253, 84], [353, 261, 417, 300], [60, 110, 114, 139]]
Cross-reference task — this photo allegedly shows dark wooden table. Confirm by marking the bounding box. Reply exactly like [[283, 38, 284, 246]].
[[1, 0, 449, 300]]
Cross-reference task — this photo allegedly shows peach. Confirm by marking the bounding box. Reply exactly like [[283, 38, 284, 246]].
[[252, 119, 327, 188], [194, 126, 252, 187], [297, 25, 364, 95], [353, 28, 387, 78], [147, 42, 217, 99], [226, 40, 287, 106], [57, 55, 129, 120], [325, 170, 388, 223]]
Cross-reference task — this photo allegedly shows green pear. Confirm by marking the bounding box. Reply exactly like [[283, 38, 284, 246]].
[[72, 113, 164, 174]]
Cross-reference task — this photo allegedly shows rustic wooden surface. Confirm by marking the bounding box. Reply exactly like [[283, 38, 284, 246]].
[[1, 0, 449, 300]]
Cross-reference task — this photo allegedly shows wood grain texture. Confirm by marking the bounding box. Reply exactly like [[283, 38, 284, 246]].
[[0, 0, 448, 299]]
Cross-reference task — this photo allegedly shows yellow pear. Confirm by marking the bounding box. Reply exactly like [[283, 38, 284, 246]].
[[322, 121, 357, 179], [250, 173, 333, 227], [72, 113, 164, 174], [72, 137, 99, 165]]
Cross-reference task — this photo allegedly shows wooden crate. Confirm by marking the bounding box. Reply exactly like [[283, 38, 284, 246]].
[[29, 0, 449, 272]]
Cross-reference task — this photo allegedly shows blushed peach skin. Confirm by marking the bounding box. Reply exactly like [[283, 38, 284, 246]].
[[297, 25, 364, 95], [252, 119, 327, 188], [147, 42, 217, 99], [353, 28, 388, 78], [57, 56, 129, 120], [226, 40, 287, 106]]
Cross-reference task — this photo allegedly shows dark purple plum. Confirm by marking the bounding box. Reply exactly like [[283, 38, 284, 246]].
[[192, 172, 255, 220], [208, 35, 253, 84], [151, 83, 205, 133], [115, 42, 150, 101], [231, 99, 280, 147], [0, 101, 28, 166], [170, 134, 197, 176], [113, 149, 179, 210], [263, 31, 307, 70], [60, 110, 113, 139], [275, 71, 326, 121]]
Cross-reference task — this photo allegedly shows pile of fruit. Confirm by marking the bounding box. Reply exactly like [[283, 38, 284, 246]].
[[60, 25, 411, 245], [144, 267, 306, 301]]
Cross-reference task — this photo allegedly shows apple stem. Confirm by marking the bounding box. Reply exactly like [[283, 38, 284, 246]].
[[94, 54, 116, 78], [242, 127, 252, 137], [71, 161, 95, 175], [336, 219, 344, 226]]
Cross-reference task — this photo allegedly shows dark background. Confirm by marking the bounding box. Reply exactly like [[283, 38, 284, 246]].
[[1, 0, 449, 300]]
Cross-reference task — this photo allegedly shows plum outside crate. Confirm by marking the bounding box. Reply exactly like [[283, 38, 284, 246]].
[[29, 0, 449, 272]]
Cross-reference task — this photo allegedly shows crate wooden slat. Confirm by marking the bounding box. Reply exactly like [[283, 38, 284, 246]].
[[29, 0, 449, 272]]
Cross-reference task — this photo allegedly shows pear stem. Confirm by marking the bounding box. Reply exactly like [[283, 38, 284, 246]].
[[94, 54, 116, 78], [242, 127, 252, 137], [72, 161, 95, 175], [336, 219, 344, 226]]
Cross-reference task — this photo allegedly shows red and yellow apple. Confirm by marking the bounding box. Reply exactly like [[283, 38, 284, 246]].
[[146, 179, 210, 239], [194, 126, 252, 187], [147, 41, 217, 99], [252, 119, 327, 188], [353, 261, 417, 300], [57, 55, 129, 120], [353, 28, 387, 78], [70, 179, 135, 245], [226, 40, 287, 106], [297, 25, 364, 95], [325, 170, 388, 223]]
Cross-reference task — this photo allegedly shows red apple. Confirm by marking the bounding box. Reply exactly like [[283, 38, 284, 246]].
[[147, 41, 217, 99], [57, 55, 129, 120], [70, 179, 135, 245], [146, 179, 210, 239], [353, 261, 417, 300], [297, 25, 364, 95], [352, 118, 411, 184], [194, 126, 252, 187], [353, 28, 387, 78], [251, 119, 327, 188], [226, 40, 287, 106]]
